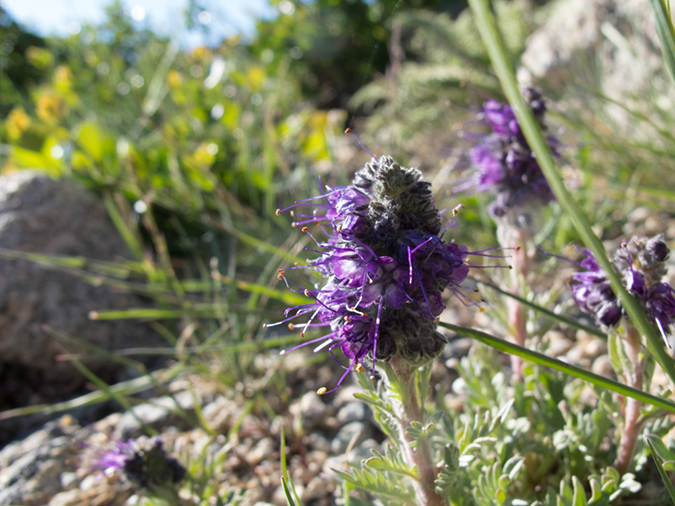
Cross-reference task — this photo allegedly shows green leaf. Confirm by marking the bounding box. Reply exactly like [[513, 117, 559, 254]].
[[332, 467, 417, 506], [572, 476, 587, 506], [364, 447, 418, 480], [280, 477, 299, 506], [77, 122, 107, 163], [439, 322, 675, 413]]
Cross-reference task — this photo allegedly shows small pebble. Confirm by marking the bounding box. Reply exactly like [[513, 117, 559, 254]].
[[302, 476, 328, 501], [336, 401, 371, 425], [591, 355, 614, 378], [331, 421, 372, 455]]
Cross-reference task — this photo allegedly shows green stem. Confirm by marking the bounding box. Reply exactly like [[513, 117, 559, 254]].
[[468, 0, 675, 385], [385, 358, 446, 506]]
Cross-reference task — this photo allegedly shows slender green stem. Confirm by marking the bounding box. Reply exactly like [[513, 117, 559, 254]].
[[468, 0, 675, 385], [385, 358, 446, 506]]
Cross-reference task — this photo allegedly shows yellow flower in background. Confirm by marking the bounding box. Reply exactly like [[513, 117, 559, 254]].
[[36, 94, 67, 124], [167, 70, 183, 88], [191, 46, 211, 61], [6, 107, 31, 140], [54, 66, 73, 91]]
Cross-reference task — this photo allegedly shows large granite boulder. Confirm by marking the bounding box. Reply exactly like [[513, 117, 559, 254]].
[[0, 172, 160, 419]]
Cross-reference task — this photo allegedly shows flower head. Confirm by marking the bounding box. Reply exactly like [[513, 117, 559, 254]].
[[86, 437, 185, 488], [271, 155, 505, 393], [570, 235, 675, 341], [459, 88, 558, 217]]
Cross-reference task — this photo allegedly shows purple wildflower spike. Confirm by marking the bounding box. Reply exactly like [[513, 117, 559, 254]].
[[271, 156, 506, 394], [459, 88, 558, 217], [86, 437, 185, 488], [570, 235, 675, 346]]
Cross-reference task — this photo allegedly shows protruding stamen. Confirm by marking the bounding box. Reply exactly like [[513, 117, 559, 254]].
[[345, 127, 377, 160]]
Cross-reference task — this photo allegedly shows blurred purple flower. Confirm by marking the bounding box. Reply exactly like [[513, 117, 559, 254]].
[[86, 437, 185, 488], [459, 89, 558, 217]]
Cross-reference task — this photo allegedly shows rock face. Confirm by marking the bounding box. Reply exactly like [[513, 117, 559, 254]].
[[0, 172, 159, 423], [518, 0, 673, 136]]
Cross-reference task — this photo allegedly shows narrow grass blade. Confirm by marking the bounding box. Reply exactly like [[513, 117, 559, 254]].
[[62, 355, 158, 436], [468, 0, 675, 385], [439, 322, 675, 413], [0, 363, 184, 420], [281, 477, 299, 506], [280, 425, 303, 505], [104, 194, 144, 261], [650, 0, 675, 89], [646, 438, 675, 503], [218, 221, 303, 265], [478, 281, 607, 339]]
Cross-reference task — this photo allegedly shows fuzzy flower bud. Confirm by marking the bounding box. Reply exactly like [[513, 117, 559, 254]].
[[272, 156, 502, 393]]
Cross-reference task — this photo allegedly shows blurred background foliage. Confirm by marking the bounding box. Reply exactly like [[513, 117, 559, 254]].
[[3, 0, 673, 320]]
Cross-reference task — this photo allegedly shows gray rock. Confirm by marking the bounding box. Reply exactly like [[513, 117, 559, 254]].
[[302, 476, 328, 501], [246, 437, 276, 466], [336, 401, 371, 425], [323, 438, 380, 476], [291, 391, 330, 432], [0, 172, 160, 418], [115, 395, 193, 439], [304, 433, 331, 454], [0, 419, 80, 506], [330, 421, 373, 455]]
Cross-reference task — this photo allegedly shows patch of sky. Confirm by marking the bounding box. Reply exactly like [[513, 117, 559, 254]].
[[0, 0, 276, 47]]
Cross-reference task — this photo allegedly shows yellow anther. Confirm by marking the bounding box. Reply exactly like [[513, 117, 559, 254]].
[[317, 387, 327, 395]]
